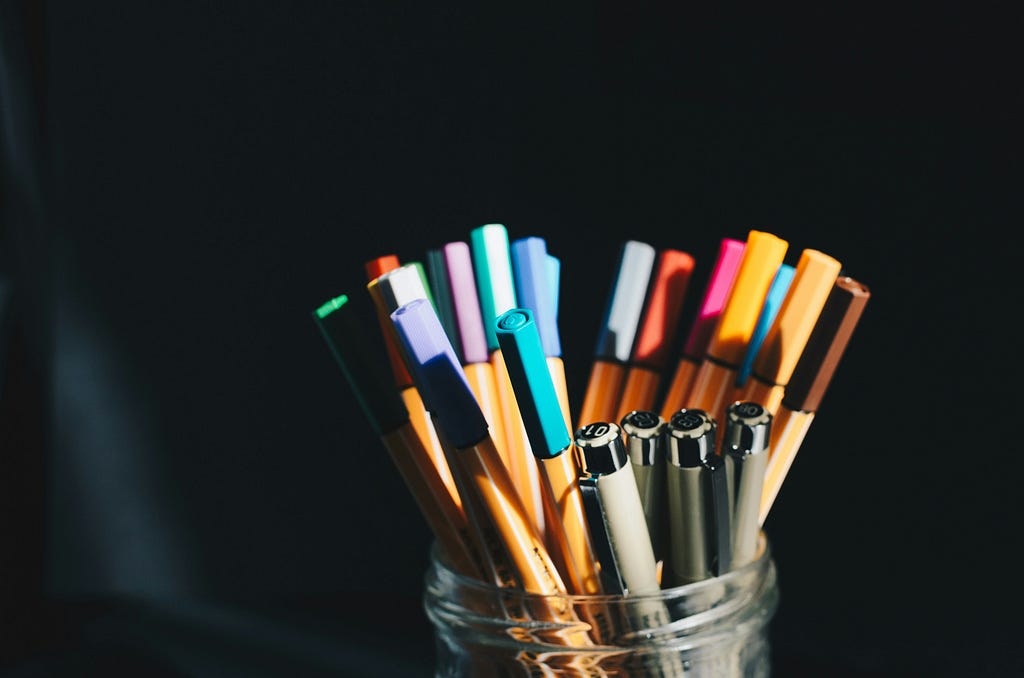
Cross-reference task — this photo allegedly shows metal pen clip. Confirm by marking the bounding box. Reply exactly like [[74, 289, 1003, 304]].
[[579, 475, 626, 595]]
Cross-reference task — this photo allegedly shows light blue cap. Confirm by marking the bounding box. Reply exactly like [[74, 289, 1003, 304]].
[[495, 308, 571, 459], [510, 237, 561, 358], [736, 264, 796, 387], [547, 254, 561, 322]]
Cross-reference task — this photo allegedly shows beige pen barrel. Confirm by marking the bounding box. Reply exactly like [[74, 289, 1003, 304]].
[[620, 410, 668, 565]]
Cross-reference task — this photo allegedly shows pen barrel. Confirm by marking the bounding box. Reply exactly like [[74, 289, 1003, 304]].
[[665, 464, 710, 586], [462, 361, 510, 473], [740, 376, 785, 417], [401, 387, 460, 508], [617, 366, 661, 423], [546, 356, 573, 434], [593, 465, 661, 598], [630, 461, 666, 564], [578, 360, 626, 431], [660, 356, 700, 419], [726, 449, 770, 569], [687, 359, 740, 428], [759, 409, 814, 526], [538, 454, 602, 595]]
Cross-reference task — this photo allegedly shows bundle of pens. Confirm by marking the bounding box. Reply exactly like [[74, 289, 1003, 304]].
[[313, 224, 870, 663]]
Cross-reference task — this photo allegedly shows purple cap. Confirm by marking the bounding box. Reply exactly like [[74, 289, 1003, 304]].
[[442, 241, 490, 364]]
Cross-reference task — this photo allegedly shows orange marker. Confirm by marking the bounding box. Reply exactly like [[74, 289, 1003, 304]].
[[470, 224, 547, 541], [686, 230, 789, 430], [578, 240, 657, 430], [760, 277, 870, 525], [739, 248, 843, 416], [615, 249, 696, 423], [367, 264, 460, 509], [659, 238, 746, 419]]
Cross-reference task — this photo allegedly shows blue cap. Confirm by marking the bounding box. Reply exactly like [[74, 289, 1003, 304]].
[[495, 308, 571, 459], [391, 298, 489, 448], [735, 264, 796, 386], [547, 254, 561, 322], [510, 237, 561, 358]]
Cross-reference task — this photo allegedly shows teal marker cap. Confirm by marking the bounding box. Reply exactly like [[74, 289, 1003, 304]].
[[470, 224, 517, 351], [495, 308, 571, 459]]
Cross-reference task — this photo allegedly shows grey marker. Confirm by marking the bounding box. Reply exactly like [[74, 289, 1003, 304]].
[[664, 409, 732, 585], [722, 401, 772, 569], [620, 410, 667, 564]]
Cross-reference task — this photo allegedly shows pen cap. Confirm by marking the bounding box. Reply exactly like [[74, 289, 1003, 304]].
[[631, 249, 696, 370], [510, 237, 561, 358], [470, 224, 517, 351], [442, 241, 490, 365], [722, 401, 772, 458], [619, 410, 665, 467], [391, 298, 489, 449], [312, 294, 409, 437], [425, 248, 464, 363], [376, 263, 432, 314], [681, 238, 746, 359], [783, 276, 871, 413], [494, 308, 571, 459], [593, 240, 657, 362], [365, 254, 401, 282], [665, 409, 717, 468], [574, 422, 629, 475], [736, 263, 795, 386]]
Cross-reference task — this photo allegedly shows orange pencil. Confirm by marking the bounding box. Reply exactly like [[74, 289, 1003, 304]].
[[760, 276, 870, 525], [738, 248, 843, 416], [686, 230, 789, 430], [614, 248, 696, 423], [470, 224, 547, 540], [659, 238, 746, 419], [367, 264, 460, 508], [578, 240, 657, 430]]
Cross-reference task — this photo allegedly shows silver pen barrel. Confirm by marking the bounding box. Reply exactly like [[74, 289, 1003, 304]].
[[620, 410, 667, 564], [722, 401, 772, 569]]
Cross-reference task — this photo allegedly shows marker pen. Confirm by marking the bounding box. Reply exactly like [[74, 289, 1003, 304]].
[[575, 422, 686, 676], [578, 240, 657, 431], [311, 294, 481, 579], [686, 231, 788, 432], [366, 263, 459, 509], [391, 298, 595, 649], [495, 308, 601, 596], [722, 401, 773, 569], [619, 410, 668, 566], [739, 248, 843, 415], [734, 263, 795, 388], [440, 241, 510, 473], [510, 237, 572, 431], [615, 249, 696, 424], [660, 238, 746, 419], [424, 247, 464, 362], [663, 409, 731, 585], [760, 276, 870, 526], [470, 224, 547, 540]]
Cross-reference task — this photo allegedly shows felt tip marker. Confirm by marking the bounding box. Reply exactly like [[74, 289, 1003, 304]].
[[660, 238, 746, 419]]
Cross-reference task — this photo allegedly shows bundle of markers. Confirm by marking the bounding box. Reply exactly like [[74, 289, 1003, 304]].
[[312, 224, 870, 646]]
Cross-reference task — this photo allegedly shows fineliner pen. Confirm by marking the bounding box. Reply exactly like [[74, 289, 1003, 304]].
[[311, 295, 481, 579], [578, 240, 657, 431], [391, 298, 595, 649], [760, 276, 870, 526], [440, 241, 510, 473], [663, 409, 731, 585], [425, 247, 464, 362], [495, 308, 602, 596], [575, 422, 686, 676], [368, 264, 458, 505], [470, 223, 547, 540], [734, 263, 795, 388], [739, 248, 842, 414], [614, 249, 695, 424], [686, 231, 788, 433], [722, 401, 772, 569], [660, 238, 746, 419], [510, 236, 572, 431], [619, 410, 668, 566]]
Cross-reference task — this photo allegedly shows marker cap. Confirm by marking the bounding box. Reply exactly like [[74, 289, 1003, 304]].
[[494, 308, 571, 459], [681, 238, 746, 359], [665, 409, 717, 468], [470, 224, 517, 351], [619, 410, 665, 467], [376, 263, 432, 314], [631, 249, 696, 370], [510, 237, 561, 358], [312, 294, 409, 437], [547, 254, 561, 322], [574, 422, 629, 476], [593, 240, 657, 363], [391, 298, 488, 449], [442, 241, 490, 365], [364, 254, 401, 282], [722, 401, 772, 458], [782, 276, 871, 412], [752, 249, 843, 387], [425, 248, 464, 363]]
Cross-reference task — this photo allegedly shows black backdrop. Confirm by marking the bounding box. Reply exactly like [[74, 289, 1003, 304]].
[[1, 2, 1020, 676]]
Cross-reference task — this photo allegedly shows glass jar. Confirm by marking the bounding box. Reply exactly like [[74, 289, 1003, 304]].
[[424, 532, 779, 677]]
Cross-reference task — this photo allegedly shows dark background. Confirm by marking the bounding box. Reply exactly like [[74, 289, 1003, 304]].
[[1, 2, 1020, 676]]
